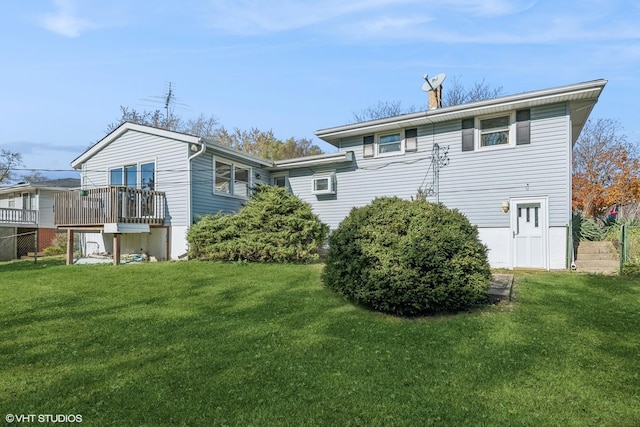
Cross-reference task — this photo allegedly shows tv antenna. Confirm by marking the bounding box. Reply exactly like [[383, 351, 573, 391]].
[[139, 82, 191, 125], [422, 73, 446, 109]]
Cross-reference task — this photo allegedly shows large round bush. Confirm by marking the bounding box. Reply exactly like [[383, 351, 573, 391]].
[[322, 197, 491, 316], [187, 184, 329, 262]]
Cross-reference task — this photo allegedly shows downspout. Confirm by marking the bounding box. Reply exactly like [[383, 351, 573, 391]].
[[187, 137, 206, 235]]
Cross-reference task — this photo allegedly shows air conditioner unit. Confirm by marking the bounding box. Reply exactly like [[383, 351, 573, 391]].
[[312, 173, 336, 195]]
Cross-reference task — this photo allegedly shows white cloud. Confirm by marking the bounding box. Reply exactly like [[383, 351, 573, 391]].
[[200, 0, 640, 47], [40, 0, 97, 37], [204, 0, 428, 35]]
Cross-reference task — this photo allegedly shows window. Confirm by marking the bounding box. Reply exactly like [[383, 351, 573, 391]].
[[215, 161, 231, 194], [234, 166, 250, 198], [109, 162, 156, 189], [272, 174, 287, 188], [363, 128, 418, 158], [8, 194, 15, 208], [379, 133, 402, 154], [480, 115, 510, 147], [141, 162, 155, 190], [125, 165, 137, 188], [214, 159, 251, 197], [462, 109, 530, 152], [312, 173, 336, 195], [110, 168, 123, 186]]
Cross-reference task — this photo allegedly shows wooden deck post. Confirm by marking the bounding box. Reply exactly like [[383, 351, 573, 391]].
[[66, 229, 74, 265], [113, 233, 121, 265]]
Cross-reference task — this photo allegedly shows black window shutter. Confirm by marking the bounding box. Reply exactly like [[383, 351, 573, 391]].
[[405, 128, 418, 152], [363, 135, 374, 158], [516, 109, 531, 145], [461, 118, 474, 152]]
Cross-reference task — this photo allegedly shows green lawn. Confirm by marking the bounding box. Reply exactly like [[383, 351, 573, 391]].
[[1, 259, 639, 426]]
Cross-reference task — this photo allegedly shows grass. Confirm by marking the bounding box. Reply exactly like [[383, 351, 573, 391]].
[[1, 258, 639, 426]]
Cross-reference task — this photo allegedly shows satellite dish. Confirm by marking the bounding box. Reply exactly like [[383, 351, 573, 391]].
[[422, 73, 446, 92]]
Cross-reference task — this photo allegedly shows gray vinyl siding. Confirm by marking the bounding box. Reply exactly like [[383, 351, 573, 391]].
[[190, 151, 271, 222], [288, 103, 571, 230], [80, 129, 190, 227]]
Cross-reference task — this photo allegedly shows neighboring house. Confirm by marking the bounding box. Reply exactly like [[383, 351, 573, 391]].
[[60, 79, 606, 269], [0, 178, 79, 261]]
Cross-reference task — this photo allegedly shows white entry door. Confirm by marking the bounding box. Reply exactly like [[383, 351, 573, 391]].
[[511, 198, 547, 269]]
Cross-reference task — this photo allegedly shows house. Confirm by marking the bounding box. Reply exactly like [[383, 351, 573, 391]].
[[284, 79, 607, 270], [58, 124, 273, 264], [60, 79, 606, 269], [0, 178, 79, 261]]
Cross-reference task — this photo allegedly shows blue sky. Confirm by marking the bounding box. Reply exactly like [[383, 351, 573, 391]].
[[2, 0, 639, 179]]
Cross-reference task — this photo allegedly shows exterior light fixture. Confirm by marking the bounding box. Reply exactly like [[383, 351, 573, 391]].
[[501, 200, 510, 213]]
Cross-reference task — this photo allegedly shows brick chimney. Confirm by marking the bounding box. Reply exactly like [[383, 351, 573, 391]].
[[429, 85, 442, 110]]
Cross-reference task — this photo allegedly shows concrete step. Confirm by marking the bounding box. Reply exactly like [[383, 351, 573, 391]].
[[575, 240, 619, 274], [576, 252, 618, 261], [577, 240, 618, 254], [574, 259, 619, 268]]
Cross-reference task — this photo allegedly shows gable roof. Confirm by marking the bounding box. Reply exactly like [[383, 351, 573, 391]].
[[0, 178, 80, 194], [315, 79, 607, 146], [71, 122, 201, 169], [71, 122, 273, 169]]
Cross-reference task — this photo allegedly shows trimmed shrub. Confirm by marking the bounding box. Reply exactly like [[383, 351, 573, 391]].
[[322, 197, 491, 316], [187, 185, 329, 262]]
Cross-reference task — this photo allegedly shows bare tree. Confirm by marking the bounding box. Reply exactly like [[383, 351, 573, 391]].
[[105, 85, 324, 160], [184, 113, 220, 139], [352, 100, 418, 123], [443, 76, 504, 107], [0, 150, 23, 184], [20, 171, 48, 183], [350, 77, 503, 123]]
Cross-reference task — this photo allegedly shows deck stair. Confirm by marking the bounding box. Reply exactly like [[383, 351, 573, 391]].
[[575, 240, 619, 274]]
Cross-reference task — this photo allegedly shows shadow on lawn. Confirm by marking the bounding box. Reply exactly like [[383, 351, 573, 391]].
[[0, 257, 66, 273], [3, 266, 639, 425]]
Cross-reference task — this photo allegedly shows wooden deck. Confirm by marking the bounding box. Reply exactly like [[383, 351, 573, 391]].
[[0, 208, 38, 225], [54, 187, 166, 227]]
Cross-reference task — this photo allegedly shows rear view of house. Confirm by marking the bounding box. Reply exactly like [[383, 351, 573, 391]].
[[58, 79, 606, 269]]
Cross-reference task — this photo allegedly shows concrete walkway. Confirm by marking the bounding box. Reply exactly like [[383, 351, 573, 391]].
[[488, 274, 513, 302]]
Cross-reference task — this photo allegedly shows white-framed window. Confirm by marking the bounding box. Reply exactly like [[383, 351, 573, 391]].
[[476, 112, 516, 149], [214, 158, 251, 198], [8, 194, 15, 208], [312, 173, 336, 195], [272, 173, 288, 189], [108, 161, 156, 189], [378, 132, 403, 155], [364, 128, 418, 158]]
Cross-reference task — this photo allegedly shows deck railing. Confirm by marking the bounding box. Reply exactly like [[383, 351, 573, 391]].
[[54, 187, 165, 227], [0, 208, 38, 225]]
